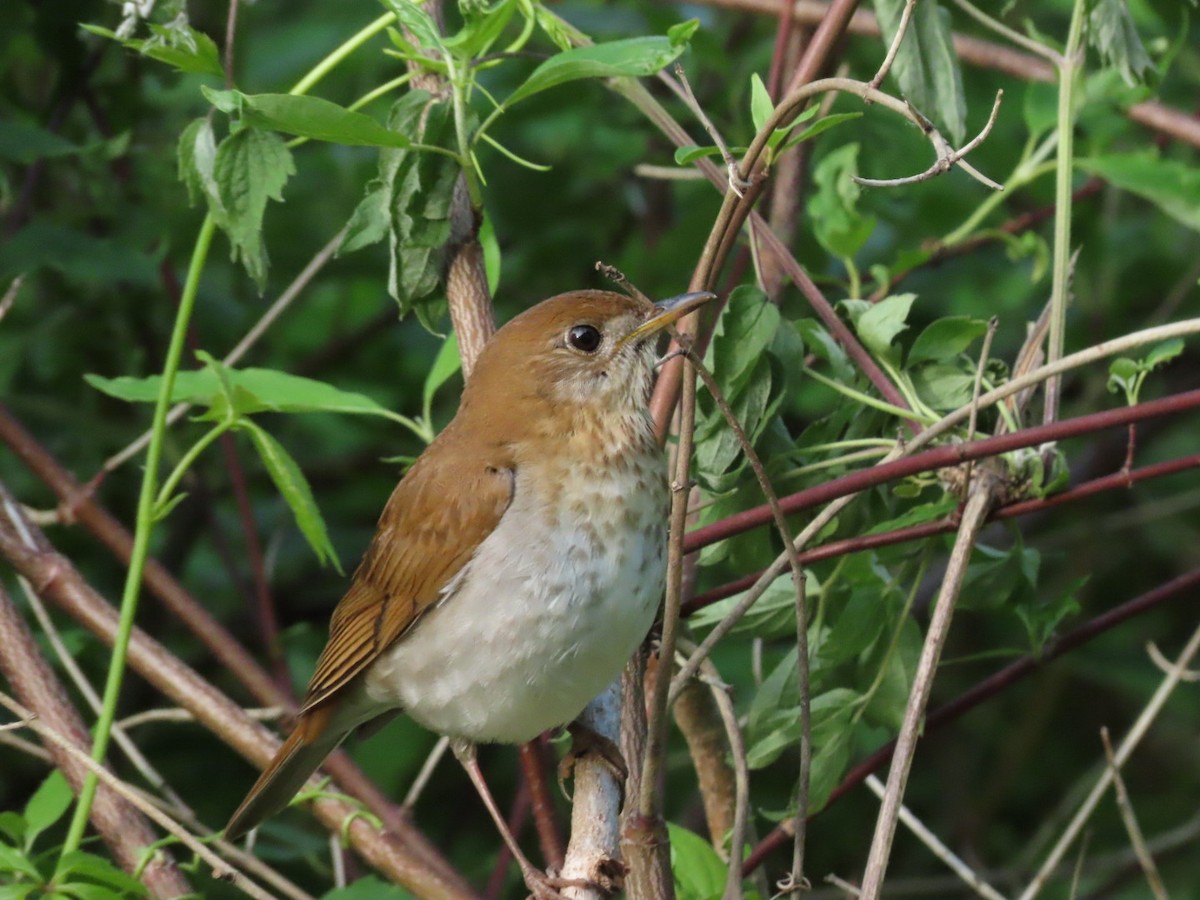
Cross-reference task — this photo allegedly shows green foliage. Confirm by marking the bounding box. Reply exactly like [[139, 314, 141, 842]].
[[0, 772, 147, 899], [873, 0, 966, 142], [4, 0, 1200, 895]]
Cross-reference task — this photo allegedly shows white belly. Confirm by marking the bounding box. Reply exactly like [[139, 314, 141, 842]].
[[363, 458, 666, 742]]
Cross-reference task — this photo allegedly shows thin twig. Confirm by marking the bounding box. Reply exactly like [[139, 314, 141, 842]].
[[1099, 728, 1168, 900], [671, 64, 749, 196], [858, 470, 1001, 898], [0, 275, 23, 325], [869, 0, 916, 89], [403, 735, 452, 809], [864, 775, 1007, 900], [681, 347, 812, 879], [1017, 617, 1200, 900], [0, 691, 277, 899], [949, 0, 1062, 65], [854, 90, 1004, 190], [1145, 642, 1200, 682], [697, 655, 750, 899]]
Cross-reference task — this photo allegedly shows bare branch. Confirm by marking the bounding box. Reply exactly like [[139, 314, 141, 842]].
[[1099, 728, 1169, 900], [869, 0, 916, 89], [859, 469, 1001, 898]]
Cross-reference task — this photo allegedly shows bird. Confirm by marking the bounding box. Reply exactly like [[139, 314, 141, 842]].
[[225, 287, 715, 895]]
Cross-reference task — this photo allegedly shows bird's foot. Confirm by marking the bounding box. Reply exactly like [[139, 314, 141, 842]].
[[557, 722, 628, 804]]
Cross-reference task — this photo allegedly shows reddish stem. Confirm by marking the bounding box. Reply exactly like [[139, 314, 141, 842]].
[[684, 453, 1200, 615], [684, 389, 1200, 554]]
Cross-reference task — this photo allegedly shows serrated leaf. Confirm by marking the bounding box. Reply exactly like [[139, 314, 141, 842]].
[[340, 180, 391, 254], [211, 127, 295, 290], [1087, 0, 1153, 86], [80, 22, 223, 78], [1144, 338, 1184, 369], [22, 771, 71, 852], [873, 0, 966, 143], [223, 92, 415, 149], [750, 72, 774, 133], [908, 316, 988, 366], [504, 36, 688, 109], [808, 143, 875, 259], [856, 293, 915, 360], [240, 420, 342, 572], [1078, 153, 1200, 232]]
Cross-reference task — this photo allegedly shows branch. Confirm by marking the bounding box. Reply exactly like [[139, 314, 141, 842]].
[[858, 468, 1001, 897], [0, 480, 476, 899], [686, 451, 1200, 614], [744, 566, 1200, 873], [0, 583, 191, 898], [1017, 616, 1200, 899]]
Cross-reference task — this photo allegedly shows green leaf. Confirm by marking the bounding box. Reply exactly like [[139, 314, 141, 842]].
[[22, 771, 71, 851], [239, 419, 342, 572], [0, 814, 24, 845], [873, 0, 966, 143], [912, 362, 974, 410], [212, 91, 415, 149], [1078, 152, 1200, 232], [211, 127, 295, 290], [862, 617, 922, 730], [86, 364, 400, 422], [0, 121, 80, 164], [321, 875, 416, 899], [808, 143, 875, 259], [908, 316, 988, 366], [706, 286, 780, 397], [855, 293, 915, 361], [777, 111, 863, 152], [177, 117, 221, 210], [1145, 338, 1185, 369], [55, 851, 147, 894], [80, 22, 223, 78], [668, 19, 700, 46], [422, 333, 462, 422], [1087, 0, 1153, 86], [667, 823, 727, 900], [749, 73, 774, 133], [380, 0, 446, 52], [690, 571, 813, 640], [504, 35, 688, 109], [0, 843, 43, 880]]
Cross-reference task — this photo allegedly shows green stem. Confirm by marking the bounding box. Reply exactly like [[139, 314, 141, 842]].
[[803, 366, 938, 424], [289, 12, 397, 97], [154, 420, 234, 515], [445, 55, 484, 206], [62, 214, 218, 854], [1045, 0, 1087, 424]]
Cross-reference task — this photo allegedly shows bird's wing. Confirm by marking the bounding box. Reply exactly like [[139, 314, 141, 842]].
[[300, 448, 514, 712]]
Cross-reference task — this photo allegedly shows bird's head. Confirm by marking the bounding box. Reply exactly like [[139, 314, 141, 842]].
[[463, 290, 715, 427]]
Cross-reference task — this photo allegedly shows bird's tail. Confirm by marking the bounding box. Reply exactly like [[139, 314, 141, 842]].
[[225, 704, 352, 841]]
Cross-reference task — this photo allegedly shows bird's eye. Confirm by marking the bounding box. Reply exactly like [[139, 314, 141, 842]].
[[567, 324, 603, 353]]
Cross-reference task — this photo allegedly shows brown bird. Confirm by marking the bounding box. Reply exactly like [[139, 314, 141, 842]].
[[225, 288, 714, 894]]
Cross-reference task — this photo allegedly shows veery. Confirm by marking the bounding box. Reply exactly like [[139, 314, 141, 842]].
[[225, 288, 713, 894]]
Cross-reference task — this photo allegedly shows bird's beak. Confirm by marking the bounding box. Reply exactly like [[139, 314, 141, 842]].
[[620, 291, 717, 346]]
